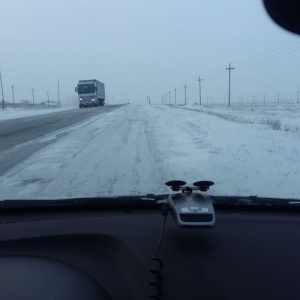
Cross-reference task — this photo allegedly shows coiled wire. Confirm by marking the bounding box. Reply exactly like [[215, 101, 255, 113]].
[[148, 204, 168, 299]]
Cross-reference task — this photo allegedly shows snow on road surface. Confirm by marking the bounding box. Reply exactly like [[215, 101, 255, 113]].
[[0, 104, 299, 200]]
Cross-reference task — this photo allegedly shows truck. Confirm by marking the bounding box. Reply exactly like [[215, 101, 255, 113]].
[[75, 79, 105, 108]]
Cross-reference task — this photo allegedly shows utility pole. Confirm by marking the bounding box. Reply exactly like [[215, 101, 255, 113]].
[[183, 84, 187, 105], [264, 94, 266, 103], [147, 96, 150, 104], [297, 91, 300, 103], [165, 94, 167, 105], [277, 92, 279, 103], [12, 85, 15, 108], [197, 76, 203, 105], [168, 91, 171, 104], [174, 88, 177, 105], [226, 63, 234, 107], [0, 68, 5, 110], [57, 79, 61, 107], [47, 91, 49, 107], [32, 88, 35, 106]]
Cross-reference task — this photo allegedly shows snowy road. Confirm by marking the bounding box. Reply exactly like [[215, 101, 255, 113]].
[[0, 107, 113, 151], [0, 104, 299, 200], [0, 105, 122, 176]]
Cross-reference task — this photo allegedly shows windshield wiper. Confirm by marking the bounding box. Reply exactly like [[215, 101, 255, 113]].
[[0, 194, 299, 212], [210, 195, 300, 208], [0, 194, 169, 211]]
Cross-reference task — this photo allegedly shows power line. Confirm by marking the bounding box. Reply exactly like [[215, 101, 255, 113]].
[[237, 47, 300, 69], [204, 40, 300, 81], [235, 40, 300, 69], [205, 42, 300, 81], [233, 37, 300, 65]]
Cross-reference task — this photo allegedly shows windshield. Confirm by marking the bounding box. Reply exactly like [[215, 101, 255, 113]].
[[78, 84, 95, 94], [0, 0, 299, 201]]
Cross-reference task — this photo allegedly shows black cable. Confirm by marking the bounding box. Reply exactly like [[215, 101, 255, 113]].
[[153, 206, 168, 257], [148, 204, 168, 299]]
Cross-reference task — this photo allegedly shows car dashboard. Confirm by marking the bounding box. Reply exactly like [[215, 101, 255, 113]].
[[0, 194, 300, 300]]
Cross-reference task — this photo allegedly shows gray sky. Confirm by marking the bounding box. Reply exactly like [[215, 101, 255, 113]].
[[1, 0, 299, 105]]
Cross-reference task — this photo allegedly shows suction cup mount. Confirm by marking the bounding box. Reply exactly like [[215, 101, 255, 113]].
[[165, 180, 214, 192]]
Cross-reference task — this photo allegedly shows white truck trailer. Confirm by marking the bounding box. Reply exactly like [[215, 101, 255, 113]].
[[75, 79, 105, 108]]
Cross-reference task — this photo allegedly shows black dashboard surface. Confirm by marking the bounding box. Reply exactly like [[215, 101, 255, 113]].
[[0, 205, 300, 300]]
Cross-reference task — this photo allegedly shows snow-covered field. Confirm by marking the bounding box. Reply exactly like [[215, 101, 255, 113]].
[[0, 105, 76, 120], [185, 102, 300, 130], [0, 103, 299, 200]]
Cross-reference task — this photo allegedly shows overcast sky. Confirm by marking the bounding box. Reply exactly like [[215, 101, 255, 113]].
[[0, 0, 299, 105]]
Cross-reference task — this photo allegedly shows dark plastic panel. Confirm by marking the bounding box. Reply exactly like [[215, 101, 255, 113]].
[[0, 208, 299, 300]]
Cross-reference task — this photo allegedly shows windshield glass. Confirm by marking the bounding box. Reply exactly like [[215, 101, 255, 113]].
[[0, 0, 299, 201], [78, 84, 95, 94]]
